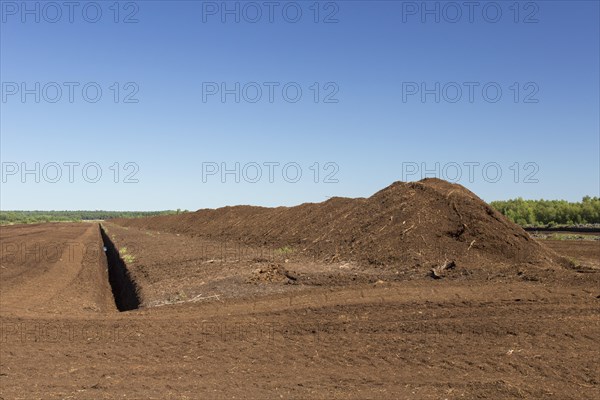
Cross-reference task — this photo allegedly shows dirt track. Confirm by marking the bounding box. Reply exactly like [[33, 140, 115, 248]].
[[1, 221, 599, 399], [0, 223, 115, 315]]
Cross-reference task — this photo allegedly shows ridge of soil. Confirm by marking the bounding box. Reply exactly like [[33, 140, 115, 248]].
[[112, 178, 565, 273]]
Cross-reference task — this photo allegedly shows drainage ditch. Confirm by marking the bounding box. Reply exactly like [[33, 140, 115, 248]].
[[99, 225, 140, 311]]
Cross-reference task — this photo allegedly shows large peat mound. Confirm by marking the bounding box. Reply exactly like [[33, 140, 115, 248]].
[[112, 179, 563, 271]]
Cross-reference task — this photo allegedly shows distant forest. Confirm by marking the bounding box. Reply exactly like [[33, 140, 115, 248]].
[[490, 197, 600, 227], [0, 210, 185, 225], [2, 197, 599, 227]]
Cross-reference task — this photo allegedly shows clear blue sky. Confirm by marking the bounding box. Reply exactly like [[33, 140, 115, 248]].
[[1, 0, 598, 210]]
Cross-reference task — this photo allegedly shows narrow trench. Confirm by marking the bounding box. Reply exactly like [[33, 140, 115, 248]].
[[99, 225, 141, 311]]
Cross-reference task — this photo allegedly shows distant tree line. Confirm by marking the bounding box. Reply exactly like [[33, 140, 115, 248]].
[[0, 210, 186, 225], [490, 196, 600, 227]]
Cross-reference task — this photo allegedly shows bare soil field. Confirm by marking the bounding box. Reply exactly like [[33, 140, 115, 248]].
[[1, 180, 599, 399], [542, 238, 600, 272]]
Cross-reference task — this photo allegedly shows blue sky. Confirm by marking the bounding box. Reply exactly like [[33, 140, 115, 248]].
[[1, 0, 598, 210]]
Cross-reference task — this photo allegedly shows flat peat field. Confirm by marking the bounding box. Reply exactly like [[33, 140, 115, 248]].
[[0, 222, 599, 399]]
